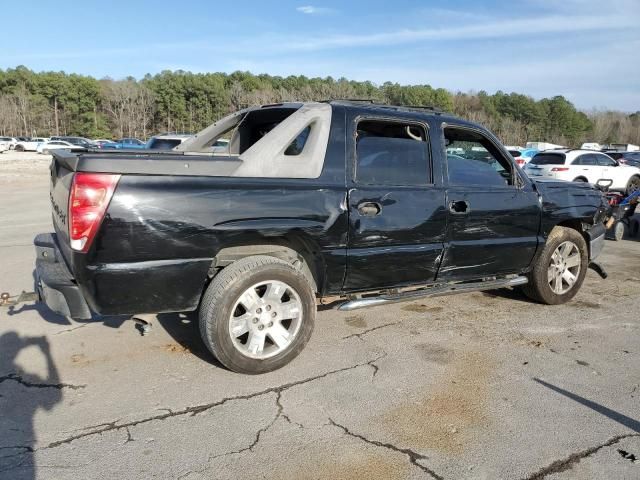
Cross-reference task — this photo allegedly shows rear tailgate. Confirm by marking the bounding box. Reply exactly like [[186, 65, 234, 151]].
[[525, 152, 567, 177], [49, 151, 79, 266]]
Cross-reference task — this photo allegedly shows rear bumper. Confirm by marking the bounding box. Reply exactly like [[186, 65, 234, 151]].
[[34, 233, 92, 320]]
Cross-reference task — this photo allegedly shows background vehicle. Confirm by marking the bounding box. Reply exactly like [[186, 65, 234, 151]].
[[605, 151, 640, 168], [0, 136, 18, 149], [35, 101, 608, 374], [51, 136, 97, 148], [36, 140, 86, 154], [512, 147, 539, 166], [14, 137, 49, 151], [0, 140, 8, 153], [524, 149, 640, 194], [100, 138, 146, 149], [146, 133, 192, 150]]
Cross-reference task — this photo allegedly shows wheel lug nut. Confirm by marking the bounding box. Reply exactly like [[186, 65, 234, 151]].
[[266, 305, 271, 311], [271, 312, 277, 318], [252, 318, 259, 324], [256, 308, 262, 314], [258, 325, 264, 330], [268, 322, 273, 327]]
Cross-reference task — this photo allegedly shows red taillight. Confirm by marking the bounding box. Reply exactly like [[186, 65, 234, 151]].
[[551, 167, 569, 172], [69, 173, 120, 252], [516, 159, 525, 166]]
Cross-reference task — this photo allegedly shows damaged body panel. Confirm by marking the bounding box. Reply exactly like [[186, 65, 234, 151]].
[[37, 101, 607, 321]]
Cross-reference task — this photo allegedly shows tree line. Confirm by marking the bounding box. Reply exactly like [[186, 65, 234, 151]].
[[1, 65, 638, 147]]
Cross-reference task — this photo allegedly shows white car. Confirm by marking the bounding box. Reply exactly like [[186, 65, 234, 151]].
[[15, 137, 49, 152], [0, 137, 18, 149], [37, 140, 86, 154], [0, 140, 9, 153], [524, 149, 640, 194]]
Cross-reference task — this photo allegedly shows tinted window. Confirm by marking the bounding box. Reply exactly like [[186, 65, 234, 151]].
[[355, 120, 430, 186], [147, 138, 181, 150], [606, 152, 623, 160], [572, 154, 597, 166], [530, 153, 566, 165], [445, 127, 513, 186], [284, 126, 311, 156], [596, 154, 617, 166]]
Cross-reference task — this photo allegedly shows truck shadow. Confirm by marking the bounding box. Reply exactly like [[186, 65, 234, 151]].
[[155, 312, 225, 368]]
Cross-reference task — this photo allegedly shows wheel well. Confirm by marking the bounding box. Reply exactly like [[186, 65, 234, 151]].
[[210, 240, 322, 293], [554, 219, 591, 254], [572, 176, 588, 182]]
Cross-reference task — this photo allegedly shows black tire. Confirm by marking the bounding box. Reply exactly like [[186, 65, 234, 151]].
[[199, 255, 316, 374], [572, 177, 587, 182], [626, 176, 640, 196], [14, 144, 24, 152], [522, 226, 588, 305]]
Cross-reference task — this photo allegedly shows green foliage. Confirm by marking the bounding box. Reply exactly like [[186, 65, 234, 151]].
[[0, 65, 633, 147]]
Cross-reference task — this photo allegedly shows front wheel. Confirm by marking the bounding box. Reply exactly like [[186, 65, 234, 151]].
[[15, 144, 24, 152], [199, 255, 315, 374], [522, 226, 588, 305], [626, 176, 640, 196]]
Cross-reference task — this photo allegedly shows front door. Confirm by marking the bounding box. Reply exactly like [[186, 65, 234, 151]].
[[439, 125, 541, 280], [344, 116, 447, 291]]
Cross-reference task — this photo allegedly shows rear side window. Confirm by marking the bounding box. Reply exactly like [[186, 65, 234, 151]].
[[572, 154, 597, 166], [530, 153, 566, 165], [596, 154, 617, 166], [355, 120, 430, 186], [148, 138, 181, 150]]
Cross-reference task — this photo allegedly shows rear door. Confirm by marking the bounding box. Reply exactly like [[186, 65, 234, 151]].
[[439, 125, 540, 280], [344, 115, 447, 291], [570, 153, 600, 182]]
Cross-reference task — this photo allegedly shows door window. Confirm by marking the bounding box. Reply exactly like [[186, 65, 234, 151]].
[[355, 120, 430, 186], [595, 154, 617, 167], [445, 127, 514, 186]]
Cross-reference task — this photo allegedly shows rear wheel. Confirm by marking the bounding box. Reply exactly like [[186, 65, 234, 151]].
[[522, 226, 588, 305], [14, 144, 24, 152], [626, 176, 640, 196], [199, 255, 315, 374]]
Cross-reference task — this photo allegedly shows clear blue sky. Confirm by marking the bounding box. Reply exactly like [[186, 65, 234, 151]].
[[2, 0, 639, 110]]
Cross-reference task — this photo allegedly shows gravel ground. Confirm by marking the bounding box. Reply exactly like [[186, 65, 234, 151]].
[[0, 160, 638, 480]]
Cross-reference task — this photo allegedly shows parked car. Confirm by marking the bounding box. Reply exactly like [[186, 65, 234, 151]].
[[524, 149, 640, 194], [513, 148, 539, 166], [14, 137, 50, 152], [34, 101, 609, 373], [100, 138, 147, 149], [146, 133, 192, 150], [0, 140, 9, 153], [52, 136, 98, 148], [0, 137, 18, 149], [37, 140, 86, 154], [604, 151, 640, 168]]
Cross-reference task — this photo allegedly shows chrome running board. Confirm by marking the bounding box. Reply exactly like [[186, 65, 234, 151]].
[[338, 276, 528, 311]]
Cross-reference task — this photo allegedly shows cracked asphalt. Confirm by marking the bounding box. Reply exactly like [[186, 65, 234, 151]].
[[1, 157, 639, 479]]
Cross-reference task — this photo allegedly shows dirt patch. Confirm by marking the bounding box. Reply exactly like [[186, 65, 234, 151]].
[[70, 353, 92, 366], [415, 344, 454, 365], [266, 450, 409, 480], [345, 315, 367, 329], [571, 300, 601, 309], [401, 304, 444, 314], [162, 343, 191, 354], [379, 350, 492, 455]]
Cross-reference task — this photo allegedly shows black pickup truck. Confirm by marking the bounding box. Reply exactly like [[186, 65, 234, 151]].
[[35, 101, 608, 373]]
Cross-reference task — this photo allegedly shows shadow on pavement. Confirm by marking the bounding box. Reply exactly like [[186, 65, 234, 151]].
[[534, 378, 640, 433], [156, 312, 225, 368], [0, 332, 63, 479]]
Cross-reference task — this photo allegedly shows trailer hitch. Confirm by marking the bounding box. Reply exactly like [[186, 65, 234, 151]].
[[0, 291, 39, 308]]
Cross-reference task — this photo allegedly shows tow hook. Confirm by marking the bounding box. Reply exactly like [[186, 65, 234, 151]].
[[588, 261, 608, 279], [0, 291, 39, 308]]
